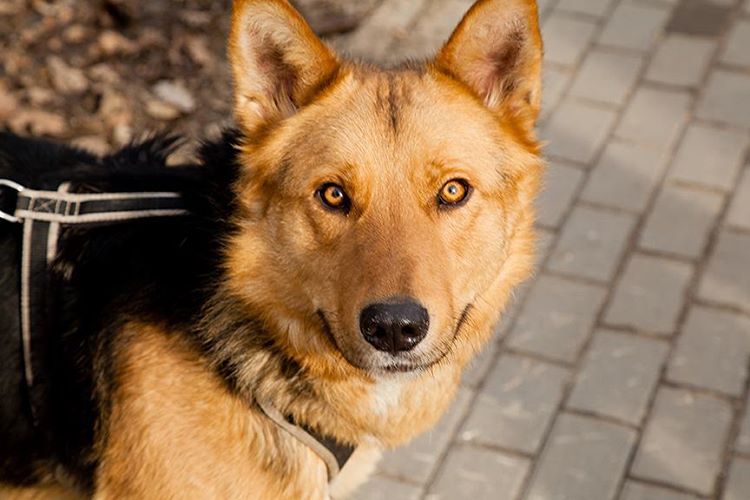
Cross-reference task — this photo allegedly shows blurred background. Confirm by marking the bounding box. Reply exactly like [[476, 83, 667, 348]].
[[1, 0, 749, 499]]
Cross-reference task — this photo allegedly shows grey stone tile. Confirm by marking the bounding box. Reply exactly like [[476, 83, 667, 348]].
[[667, 123, 749, 190], [639, 184, 724, 259], [461, 341, 497, 389], [336, 0, 429, 62], [724, 458, 750, 500], [615, 87, 692, 152], [425, 445, 530, 500], [387, 0, 473, 61], [542, 14, 598, 67], [378, 388, 472, 483], [569, 50, 645, 106], [542, 100, 619, 164], [721, 20, 750, 67], [540, 66, 574, 124], [556, 0, 615, 17], [547, 205, 637, 282], [727, 166, 750, 231], [537, 160, 585, 229], [645, 35, 717, 87], [696, 70, 750, 128], [631, 387, 733, 495], [507, 274, 607, 362], [567, 330, 669, 424], [598, 3, 673, 51], [736, 398, 750, 454], [525, 414, 637, 500], [698, 230, 750, 311], [666, 0, 733, 37], [357, 475, 422, 500], [620, 481, 702, 500], [581, 140, 669, 212], [668, 306, 750, 396], [459, 354, 569, 454], [604, 254, 693, 335]]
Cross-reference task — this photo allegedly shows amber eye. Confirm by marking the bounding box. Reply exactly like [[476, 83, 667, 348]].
[[438, 179, 472, 207], [316, 183, 350, 212]]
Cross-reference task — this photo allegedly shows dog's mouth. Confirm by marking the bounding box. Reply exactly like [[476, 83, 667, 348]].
[[316, 304, 473, 374]]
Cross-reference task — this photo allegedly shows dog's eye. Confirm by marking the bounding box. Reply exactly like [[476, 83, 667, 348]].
[[438, 179, 472, 207], [316, 183, 350, 212]]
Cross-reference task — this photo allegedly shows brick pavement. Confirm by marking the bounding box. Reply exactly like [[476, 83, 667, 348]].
[[331, 0, 750, 498]]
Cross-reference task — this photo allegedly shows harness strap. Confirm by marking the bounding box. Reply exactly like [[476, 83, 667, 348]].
[[257, 400, 356, 482], [2, 180, 190, 425]]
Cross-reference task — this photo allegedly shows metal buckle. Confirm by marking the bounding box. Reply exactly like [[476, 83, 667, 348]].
[[0, 179, 25, 223]]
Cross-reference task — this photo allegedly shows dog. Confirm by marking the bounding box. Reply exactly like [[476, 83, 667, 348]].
[[0, 0, 543, 497]]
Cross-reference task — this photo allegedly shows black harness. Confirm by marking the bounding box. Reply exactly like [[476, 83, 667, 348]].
[[0, 179, 355, 482]]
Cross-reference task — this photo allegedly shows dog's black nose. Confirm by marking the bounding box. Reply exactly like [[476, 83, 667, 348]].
[[360, 300, 429, 353]]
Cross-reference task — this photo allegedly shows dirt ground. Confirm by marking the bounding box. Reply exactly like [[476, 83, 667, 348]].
[[0, 0, 285, 161]]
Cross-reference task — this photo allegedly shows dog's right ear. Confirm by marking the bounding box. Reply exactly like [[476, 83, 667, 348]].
[[229, 0, 339, 136]]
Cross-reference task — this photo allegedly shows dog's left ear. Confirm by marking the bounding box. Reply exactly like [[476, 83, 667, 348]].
[[229, 0, 339, 136], [437, 0, 543, 128]]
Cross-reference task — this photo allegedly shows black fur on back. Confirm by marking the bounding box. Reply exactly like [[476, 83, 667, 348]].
[[0, 130, 244, 491]]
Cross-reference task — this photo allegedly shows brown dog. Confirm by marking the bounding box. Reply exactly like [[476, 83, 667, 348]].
[[1, 0, 543, 498]]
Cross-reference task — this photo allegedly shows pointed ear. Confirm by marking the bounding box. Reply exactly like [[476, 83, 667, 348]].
[[437, 0, 543, 127], [229, 0, 339, 135]]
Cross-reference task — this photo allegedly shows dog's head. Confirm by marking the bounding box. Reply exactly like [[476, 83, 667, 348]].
[[224, 0, 543, 377]]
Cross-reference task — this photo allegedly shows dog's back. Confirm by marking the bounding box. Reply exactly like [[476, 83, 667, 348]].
[[0, 132, 229, 489]]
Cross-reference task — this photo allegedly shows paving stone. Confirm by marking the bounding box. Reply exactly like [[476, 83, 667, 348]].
[[387, 0, 472, 61], [698, 230, 750, 311], [568, 50, 644, 106], [335, 0, 428, 62], [459, 354, 569, 453], [615, 87, 692, 152], [598, 3, 673, 51], [542, 100, 619, 164], [378, 388, 472, 483], [696, 70, 750, 128], [724, 458, 750, 500], [542, 14, 598, 67], [567, 330, 669, 425], [425, 445, 529, 500], [721, 20, 750, 67], [639, 184, 724, 258], [736, 398, 750, 454], [668, 306, 750, 396], [556, 0, 615, 18], [507, 274, 607, 362], [540, 66, 573, 123], [547, 205, 636, 282], [581, 140, 669, 212], [605, 254, 693, 335], [537, 160, 585, 228], [631, 387, 733, 495], [727, 166, 750, 230], [645, 35, 716, 87], [666, 0, 733, 37], [620, 481, 702, 500], [461, 340, 497, 389], [357, 475, 422, 500], [525, 414, 637, 500], [667, 123, 749, 190]]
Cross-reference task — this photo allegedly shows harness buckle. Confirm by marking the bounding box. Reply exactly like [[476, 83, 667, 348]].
[[0, 179, 25, 223]]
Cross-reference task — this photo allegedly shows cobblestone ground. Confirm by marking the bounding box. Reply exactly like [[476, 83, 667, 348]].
[[332, 0, 750, 499], [2, 1, 749, 499]]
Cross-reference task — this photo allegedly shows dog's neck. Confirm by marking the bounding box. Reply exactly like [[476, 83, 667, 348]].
[[194, 291, 461, 449]]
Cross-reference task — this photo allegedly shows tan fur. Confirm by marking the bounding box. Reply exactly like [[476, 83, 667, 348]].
[[0, 484, 81, 500], [20, 0, 545, 497]]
